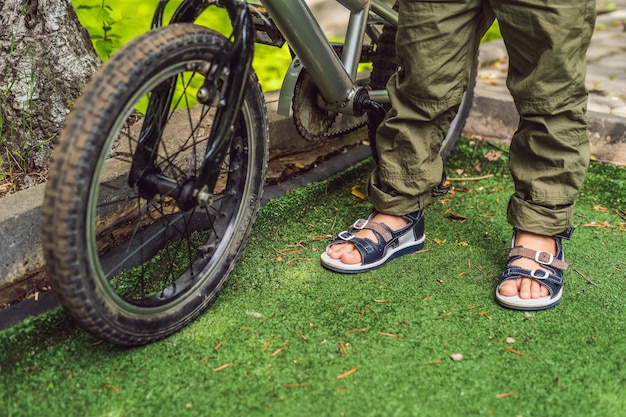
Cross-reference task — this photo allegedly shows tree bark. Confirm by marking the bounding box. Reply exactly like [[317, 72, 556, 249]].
[[0, 0, 100, 170]]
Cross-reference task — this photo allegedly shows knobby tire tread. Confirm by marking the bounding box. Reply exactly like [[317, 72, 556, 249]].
[[42, 24, 268, 346]]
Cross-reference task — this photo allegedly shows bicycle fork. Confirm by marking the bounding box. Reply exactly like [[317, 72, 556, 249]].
[[129, 0, 254, 211]]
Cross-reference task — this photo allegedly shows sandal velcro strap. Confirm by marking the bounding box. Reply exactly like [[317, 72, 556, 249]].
[[501, 265, 563, 293], [508, 247, 570, 271], [352, 219, 393, 243]]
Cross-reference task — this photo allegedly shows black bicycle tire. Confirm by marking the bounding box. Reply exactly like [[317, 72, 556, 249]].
[[41, 24, 268, 346], [370, 1, 476, 161]]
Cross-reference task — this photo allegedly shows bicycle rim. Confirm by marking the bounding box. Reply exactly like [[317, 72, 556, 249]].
[[43, 25, 268, 345]]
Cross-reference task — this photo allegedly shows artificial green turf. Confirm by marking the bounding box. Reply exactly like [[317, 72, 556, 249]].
[[1, 138, 625, 417]]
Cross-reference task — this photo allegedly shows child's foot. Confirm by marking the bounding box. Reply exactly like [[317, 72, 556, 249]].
[[326, 213, 409, 264], [496, 230, 569, 310], [499, 231, 556, 299], [321, 210, 425, 273]]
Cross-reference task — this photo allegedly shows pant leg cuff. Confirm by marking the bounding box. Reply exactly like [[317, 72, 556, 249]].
[[507, 195, 574, 236]]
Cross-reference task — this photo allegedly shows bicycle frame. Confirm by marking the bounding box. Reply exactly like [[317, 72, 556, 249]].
[[262, 0, 397, 115], [157, 0, 397, 115], [144, 0, 396, 207]]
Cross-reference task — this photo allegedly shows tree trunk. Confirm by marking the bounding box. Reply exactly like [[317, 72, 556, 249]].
[[0, 0, 100, 172]]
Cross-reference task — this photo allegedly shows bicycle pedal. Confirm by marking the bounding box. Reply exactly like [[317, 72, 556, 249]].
[[431, 171, 451, 197]]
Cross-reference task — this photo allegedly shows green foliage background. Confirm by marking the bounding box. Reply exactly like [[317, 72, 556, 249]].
[[71, 0, 502, 92], [71, 0, 293, 92]]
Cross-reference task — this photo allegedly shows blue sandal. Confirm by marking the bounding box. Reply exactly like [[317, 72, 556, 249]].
[[320, 210, 425, 274], [496, 231, 571, 311]]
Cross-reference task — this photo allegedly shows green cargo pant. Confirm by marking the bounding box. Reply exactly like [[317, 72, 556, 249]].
[[368, 0, 596, 236]]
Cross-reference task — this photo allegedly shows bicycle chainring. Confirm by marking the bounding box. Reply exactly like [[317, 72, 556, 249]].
[[292, 68, 367, 142]]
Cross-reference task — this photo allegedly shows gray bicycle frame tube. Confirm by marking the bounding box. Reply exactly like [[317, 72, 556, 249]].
[[260, 0, 396, 115]]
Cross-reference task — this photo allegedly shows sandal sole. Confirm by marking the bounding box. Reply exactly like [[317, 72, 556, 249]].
[[320, 237, 425, 274], [495, 288, 562, 311]]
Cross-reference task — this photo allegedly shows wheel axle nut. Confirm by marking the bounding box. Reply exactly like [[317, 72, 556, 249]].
[[197, 186, 213, 207]]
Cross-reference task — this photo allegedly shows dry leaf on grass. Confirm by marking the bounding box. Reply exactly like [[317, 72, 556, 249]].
[[447, 174, 494, 181], [351, 185, 366, 200], [435, 312, 452, 320], [103, 384, 121, 394], [271, 346, 286, 357], [213, 363, 233, 372], [496, 392, 518, 398], [346, 328, 367, 334], [580, 221, 614, 229], [309, 234, 333, 241], [336, 368, 359, 379], [504, 346, 525, 356], [484, 149, 502, 161], [283, 383, 308, 388], [444, 209, 470, 222]]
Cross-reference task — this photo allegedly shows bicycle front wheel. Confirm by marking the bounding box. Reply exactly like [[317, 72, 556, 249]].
[[42, 24, 268, 346]]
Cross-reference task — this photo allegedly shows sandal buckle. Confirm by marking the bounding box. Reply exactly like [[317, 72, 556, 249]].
[[352, 219, 368, 230], [530, 269, 548, 279], [338, 231, 354, 241], [535, 251, 554, 265]]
